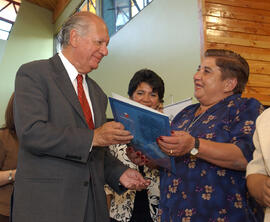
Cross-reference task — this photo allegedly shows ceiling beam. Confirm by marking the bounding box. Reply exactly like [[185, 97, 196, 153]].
[[25, 0, 55, 11], [24, 0, 71, 23], [3, 0, 20, 6], [53, 0, 71, 23]]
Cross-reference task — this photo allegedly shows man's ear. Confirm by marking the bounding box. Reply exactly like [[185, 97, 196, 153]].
[[69, 29, 79, 47], [224, 78, 237, 93]]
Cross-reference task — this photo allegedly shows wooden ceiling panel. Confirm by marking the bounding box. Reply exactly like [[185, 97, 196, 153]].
[[25, 0, 57, 11], [24, 0, 71, 23]]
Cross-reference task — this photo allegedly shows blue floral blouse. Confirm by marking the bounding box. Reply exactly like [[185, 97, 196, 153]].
[[158, 94, 265, 222]]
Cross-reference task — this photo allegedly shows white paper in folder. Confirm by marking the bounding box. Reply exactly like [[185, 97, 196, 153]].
[[163, 98, 192, 121]]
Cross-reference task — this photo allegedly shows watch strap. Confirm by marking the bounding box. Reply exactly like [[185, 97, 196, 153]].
[[190, 137, 200, 155], [194, 137, 200, 149]]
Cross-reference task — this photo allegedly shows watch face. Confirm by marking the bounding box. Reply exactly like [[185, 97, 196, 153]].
[[8, 171, 12, 181], [190, 147, 198, 155]]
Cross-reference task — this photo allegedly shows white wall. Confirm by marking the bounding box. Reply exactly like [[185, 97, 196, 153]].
[[90, 0, 201, 117], [0, 1, 53, 125], [0, 39, 7, 62]]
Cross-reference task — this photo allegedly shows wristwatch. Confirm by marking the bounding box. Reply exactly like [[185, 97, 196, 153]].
[[8, 170, 13, 182], [190, 137, 200, 155]]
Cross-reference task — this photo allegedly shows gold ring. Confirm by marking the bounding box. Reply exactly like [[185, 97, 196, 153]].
[[170, 149, 173, 154]]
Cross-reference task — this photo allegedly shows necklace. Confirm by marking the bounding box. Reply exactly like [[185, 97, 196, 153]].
[[186, 111, 205, 133]]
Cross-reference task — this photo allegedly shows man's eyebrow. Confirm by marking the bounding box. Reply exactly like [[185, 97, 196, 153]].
[[204, 66, 213, 71]]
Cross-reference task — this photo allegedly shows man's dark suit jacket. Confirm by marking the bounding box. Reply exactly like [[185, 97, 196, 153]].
[[12, 55, 128, 222]]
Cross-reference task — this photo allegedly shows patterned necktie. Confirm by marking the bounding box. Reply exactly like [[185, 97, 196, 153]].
[[77, 74, 94, 129]]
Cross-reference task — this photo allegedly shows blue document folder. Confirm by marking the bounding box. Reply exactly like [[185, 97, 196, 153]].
[[109, 93, 176, 173]]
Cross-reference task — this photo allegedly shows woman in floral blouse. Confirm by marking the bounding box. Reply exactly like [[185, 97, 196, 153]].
[[105, 69, 164, 222], [156, 49, 264, 221]]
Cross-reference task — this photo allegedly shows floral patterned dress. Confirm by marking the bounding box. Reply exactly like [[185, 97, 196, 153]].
[[105, 144, 160, 222], [158, 94, 265, 222]]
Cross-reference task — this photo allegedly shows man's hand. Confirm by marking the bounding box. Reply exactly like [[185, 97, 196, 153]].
[[93, 121, 133, 147], [119, 168, 150, 191], [247, 174, 270, 207], [261, 177, 270, 207]]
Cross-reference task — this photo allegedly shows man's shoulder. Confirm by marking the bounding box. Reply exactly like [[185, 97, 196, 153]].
[[257, 108, 270, 125], [19, 55, 59, 72]]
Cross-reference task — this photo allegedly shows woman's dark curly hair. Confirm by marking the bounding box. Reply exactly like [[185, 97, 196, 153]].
[[128, 69, 165, 103], [2, 92, 16, 136]]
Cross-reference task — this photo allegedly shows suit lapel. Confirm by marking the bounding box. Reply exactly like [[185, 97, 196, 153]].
[[49, 55, 88, 128]]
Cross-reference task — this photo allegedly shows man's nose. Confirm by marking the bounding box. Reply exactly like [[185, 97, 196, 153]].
[[100, 44, 108, 56], [193, 71, 201, 80]]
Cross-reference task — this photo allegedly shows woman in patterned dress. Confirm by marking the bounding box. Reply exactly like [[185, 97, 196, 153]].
[[156, 49, 264, 222], [105, 69, 164, 222]]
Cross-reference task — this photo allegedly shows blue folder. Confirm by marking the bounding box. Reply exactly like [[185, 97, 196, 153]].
[[109, 95, 176, 173]]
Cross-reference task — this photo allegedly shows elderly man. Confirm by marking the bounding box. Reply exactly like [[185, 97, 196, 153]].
[[12, 12, 149, 222]]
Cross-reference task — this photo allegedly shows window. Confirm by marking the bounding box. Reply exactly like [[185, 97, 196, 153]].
[[114, 0, 153, 31], [79, 0, 97, 14], [77, 0, 153, 36], [0, 0, 21, 40], [102, 0, 153, 36]]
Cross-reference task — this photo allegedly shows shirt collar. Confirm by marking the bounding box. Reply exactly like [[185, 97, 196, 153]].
[[58, 51, 79, 82]]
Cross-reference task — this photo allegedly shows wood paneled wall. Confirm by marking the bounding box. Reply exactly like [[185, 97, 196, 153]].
[[198, 0, 270, 105]]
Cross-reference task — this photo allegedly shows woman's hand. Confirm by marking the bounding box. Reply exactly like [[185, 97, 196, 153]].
[[126, 146, 148, 166], [126, 146, 157, 168], [158, 131, 247, 170], [157, 131, 195, 156]]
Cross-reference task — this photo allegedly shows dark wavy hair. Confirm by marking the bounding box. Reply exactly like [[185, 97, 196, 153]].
[[204, 49, 249, 94], [1, 92, 16, 136], [128, 69, 165, 103]]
